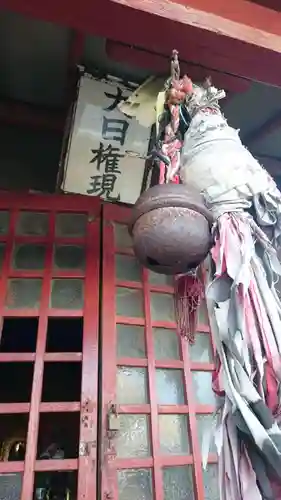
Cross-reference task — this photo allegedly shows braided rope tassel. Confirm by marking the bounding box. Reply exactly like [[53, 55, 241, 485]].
[[174, 273, 203, 343]]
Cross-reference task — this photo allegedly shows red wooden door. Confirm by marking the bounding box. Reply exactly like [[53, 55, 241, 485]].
[[101, 204, 219, 500], [0, 193, 100, 500]]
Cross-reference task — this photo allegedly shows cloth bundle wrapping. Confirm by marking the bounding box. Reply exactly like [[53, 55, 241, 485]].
[[181, 98, 281, 499]]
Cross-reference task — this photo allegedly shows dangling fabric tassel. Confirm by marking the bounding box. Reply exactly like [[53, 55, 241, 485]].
[[174, 272, 203, 343]]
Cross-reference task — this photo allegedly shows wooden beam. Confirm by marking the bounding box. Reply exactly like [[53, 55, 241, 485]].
[[110, 0, 281, 54], [106, 41, 250, 92], [0, 100, 65, 132], [103, 13, 281, 88], [4, 0, 281, 87], [243, 111, 281, 144]]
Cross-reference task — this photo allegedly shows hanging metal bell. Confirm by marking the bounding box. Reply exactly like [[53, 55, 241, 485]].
[[129, 184, 214, 275]]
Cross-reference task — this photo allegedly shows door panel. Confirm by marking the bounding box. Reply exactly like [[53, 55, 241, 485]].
[[0, 194, 218, 500], [0, 193, 100, 500], [101, 204, 218, 500]]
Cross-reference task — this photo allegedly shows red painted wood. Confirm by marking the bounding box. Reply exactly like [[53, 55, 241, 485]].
[[39, 402, 80, 412], [47, 309, 84, 317], [117, 316, 145, 326], [0, 403, 30, 414], [0, 462, 24, 473], [102, 204, 217, 500], [0, 353, 35, 362], [0, 210, 16, 322], [182, 332, 209, 499], [118, 357, 148, 367], [104, 0, 281, 89], [0, 194, 100, 500], [3, 0, 281, 88], [20, 212, 55, 499], [191, 362, 215, 371], [35, 458, 78, 471], [2, 309, 84, 318], [115, 403, 215, 414], [5, 0, 280, 37], [43, 353, 82, 362], [0, 402, 81, 414], [117, 359, 214, 372], [149, 284, 174, 293], [112, 0, 281, 44], [143, 266, 164, 500], [5, 236, 86, 245], [116, 316, 211, 331], [118, 404, 151, 413], [101, 208, 119, 500], [0, 192, 100, 211], [180, 0, 281, 30], [116, 280, 142, 290], [76, 210, 100, 500], [0, 197, 215, 499], [7, 271, 86, 279], [106, 40, 251, 93], [0, 458, 78, 474]]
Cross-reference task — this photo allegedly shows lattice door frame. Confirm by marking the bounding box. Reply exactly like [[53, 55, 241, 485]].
[[101, 203, 218, 500], [0, 192, 100, 500]]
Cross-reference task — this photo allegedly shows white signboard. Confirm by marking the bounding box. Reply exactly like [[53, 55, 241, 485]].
[[61, 74, 151, 204]]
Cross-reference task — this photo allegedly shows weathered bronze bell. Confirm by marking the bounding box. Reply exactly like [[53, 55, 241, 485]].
[[129, 184, 214, 275]]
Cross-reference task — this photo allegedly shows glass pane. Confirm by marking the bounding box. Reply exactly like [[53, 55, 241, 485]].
[[50, 279, 84, 309], [117, 366, 148, 404], [116, 414, 150, 458], [156, 369, 185, 405], [115, 254, 142, 282], [13, 244, 46, 270], [150, 293, 175, 322], [118, 469, 153, 500], [159, 415, 190, 455], [117, 324, 146, 358], [196, 414, 217, 454], [116, 287, 143, 318], [53, 245, 85, 270], [203, 464, 219, 500], [163, 466, 194, 500], [189, 333, 213, 363], [114, 223, 132, 249], [6, 279, 42, 309], [192, 371, 216, 405], [0, 243, 5, 270], [0, 473, 22, 500], [148, 271, 174, 287], [16, 212, 48, 236], [55, 213, 87, 237], [153, 328, 180, 360], [33, 471, 77, 499], [198, 300, 208, 323], [0, 211, 9, 235]]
